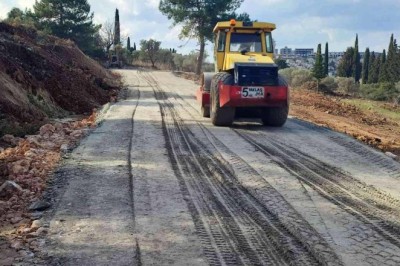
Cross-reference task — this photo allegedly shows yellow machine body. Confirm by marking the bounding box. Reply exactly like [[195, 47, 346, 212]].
[[213, 20, 276, 72]]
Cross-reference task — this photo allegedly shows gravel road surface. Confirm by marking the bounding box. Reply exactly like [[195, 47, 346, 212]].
[[44, 70, 400, 266]]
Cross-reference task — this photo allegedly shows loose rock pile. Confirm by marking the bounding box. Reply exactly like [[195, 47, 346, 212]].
[[0, 112, 96, 264]]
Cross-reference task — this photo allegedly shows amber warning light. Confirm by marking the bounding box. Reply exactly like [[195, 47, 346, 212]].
[[230, 19, 236, 26]]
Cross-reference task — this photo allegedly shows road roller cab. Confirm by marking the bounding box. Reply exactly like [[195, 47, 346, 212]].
[[196, 19, 289, 126]]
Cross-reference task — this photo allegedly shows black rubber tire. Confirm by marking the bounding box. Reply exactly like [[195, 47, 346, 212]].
[[261, 106, 288, 127], [261, 74, 289, 127], [210, 72, 235, 126], [201, 106, 210, 117]]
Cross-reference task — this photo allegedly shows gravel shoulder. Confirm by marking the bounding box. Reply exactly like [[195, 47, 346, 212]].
[[44, 87, 139, 265]]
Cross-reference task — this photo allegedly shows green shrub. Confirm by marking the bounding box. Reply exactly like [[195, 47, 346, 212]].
[[360, 82, 400, 102], [278, 68, 296, 85], [319, 76, 338, 94], [336, 77, 359, 95], [360, 83, 383, 100], [291, 69, 314, 87], [279, 68, 313, 87]]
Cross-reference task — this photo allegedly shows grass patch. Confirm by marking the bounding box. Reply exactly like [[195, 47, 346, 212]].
[[343, 98, 400, 123]]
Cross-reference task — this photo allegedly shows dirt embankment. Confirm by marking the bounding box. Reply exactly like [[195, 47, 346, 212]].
[[0, 22, 120, 137]]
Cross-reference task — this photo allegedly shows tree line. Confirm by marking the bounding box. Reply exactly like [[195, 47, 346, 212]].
[[336, 34, 400, 102], [277, 35, 395, 104], [132, 40, 213, 73], [336, 34, 400, 85]]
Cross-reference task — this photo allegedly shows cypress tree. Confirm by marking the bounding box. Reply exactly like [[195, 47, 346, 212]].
[[367, 51, 376, 84], [362, 48, 370, 84], [383, 34, 400, 82], [353, 34, 361, 83], [382, 48, 387, 63], [313, 43, 325, 83], [337, 47, 355, 77], [369, 53, 381, 84], [394, 38, 400, 82], [133, 43, 136, 51], [379, 47, 388, 82], [324, 42, 329, 76], [114, 8, 120, 45], [127, 37, 131, 50]]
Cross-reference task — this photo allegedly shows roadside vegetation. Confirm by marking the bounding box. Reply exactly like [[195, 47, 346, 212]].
[[278, 33, 400, 157], [283, 33, 400, 106], [280, 67, 400, 105]]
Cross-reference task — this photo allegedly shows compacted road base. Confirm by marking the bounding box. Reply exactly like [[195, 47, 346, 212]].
[[44, 70, 400, 266]]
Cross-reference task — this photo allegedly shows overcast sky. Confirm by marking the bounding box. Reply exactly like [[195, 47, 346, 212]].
[[1, 0, 400, 58]]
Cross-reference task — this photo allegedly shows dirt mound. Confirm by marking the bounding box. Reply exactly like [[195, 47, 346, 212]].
[[0, 22, 120, 136]]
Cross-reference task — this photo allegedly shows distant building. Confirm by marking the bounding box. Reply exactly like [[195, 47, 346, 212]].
[[280, 46, 292, 56], [328, 52, 345, 59], [294, 48, 314, 57]]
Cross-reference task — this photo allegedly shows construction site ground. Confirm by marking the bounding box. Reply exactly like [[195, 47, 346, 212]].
[[290, 89, 400, 158], [1, 69, 400, 265]]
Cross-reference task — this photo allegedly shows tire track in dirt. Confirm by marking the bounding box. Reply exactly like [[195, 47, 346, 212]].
[[144, 72, 254, 265], [146, 71, 400, 265], [153, 72, 346, 265], [292, 119, 400, 180], [234, 128, 400, 251], [127, 88, 142, 265], [130, 70, 209, 265], [139, 71, 342, 266]]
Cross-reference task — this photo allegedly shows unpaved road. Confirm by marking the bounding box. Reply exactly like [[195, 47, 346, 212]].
[[43, 70, 400, 266]]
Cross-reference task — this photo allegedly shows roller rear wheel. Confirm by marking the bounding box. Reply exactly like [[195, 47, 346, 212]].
[[210, 72, 235, 126], [262, 74, 289, 127], [261, 106, 288, 127]]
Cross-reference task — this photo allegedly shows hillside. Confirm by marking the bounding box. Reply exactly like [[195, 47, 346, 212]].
[[0, 22, 120, 137]]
